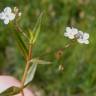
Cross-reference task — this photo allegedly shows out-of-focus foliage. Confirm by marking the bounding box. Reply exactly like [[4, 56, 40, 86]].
[[0, 0, 96, 96]]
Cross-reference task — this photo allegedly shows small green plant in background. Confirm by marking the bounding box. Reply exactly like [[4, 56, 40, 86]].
[[0, 5, 90, 96]]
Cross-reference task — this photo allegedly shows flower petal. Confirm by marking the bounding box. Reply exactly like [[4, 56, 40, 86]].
[[4, 19, 9, 24], [84, 40, 89, 44], [64, 32, 75, 39], [0, 12, 5, 20], [66, 27, 72, 33], [66, 27, 71, 31], [77, 38, 84, 44], [72, 28, 78, 35], [4, 7, 11, 14], [69, 35, 74, 39], [83, 33, 89, 39]]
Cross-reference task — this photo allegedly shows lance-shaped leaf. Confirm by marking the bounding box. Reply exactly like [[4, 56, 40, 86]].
[[24, 64, 38, 86], [31, 12, 44, 44], [24, 58, 51, 86], [14, 31, 28, 58], [29, 29, 34, 43], [29, 58, 51, 65], [0, 86, 20, 96]]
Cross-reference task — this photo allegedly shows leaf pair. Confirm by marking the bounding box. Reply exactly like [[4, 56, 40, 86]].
[[14, 12, 44, 59]]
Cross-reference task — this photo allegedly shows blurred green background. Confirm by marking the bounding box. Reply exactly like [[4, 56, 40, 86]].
[[0, 0, 96, 96]]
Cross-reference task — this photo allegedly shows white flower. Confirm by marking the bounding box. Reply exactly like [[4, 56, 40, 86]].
[[0, 7, 15, 24], [64, 27, 89, 44], [64, 27, 78, 39], [77, 31, 89, 44]]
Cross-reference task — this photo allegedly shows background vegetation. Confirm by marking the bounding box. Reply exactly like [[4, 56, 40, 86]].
[[0, 0, 96, 96]]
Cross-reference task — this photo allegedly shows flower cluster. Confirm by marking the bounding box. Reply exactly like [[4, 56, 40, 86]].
[[0, 7, 15, 24], [64, 27, 89, 44]]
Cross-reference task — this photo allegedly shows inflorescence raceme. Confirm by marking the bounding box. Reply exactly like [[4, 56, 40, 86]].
[[64, 27, 89, 44]]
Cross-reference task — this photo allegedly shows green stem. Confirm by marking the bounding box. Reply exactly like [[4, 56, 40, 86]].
[[20, 43, 32, 95]]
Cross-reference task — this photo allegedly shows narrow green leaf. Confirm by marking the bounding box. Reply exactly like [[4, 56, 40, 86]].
[[31, 12, 44, 44], [0, 86, 20, 96], [24, 64, 38, 86], [14, 31, 28, 58], [29, 58, 51, 65], [29, 29, 34, 43]]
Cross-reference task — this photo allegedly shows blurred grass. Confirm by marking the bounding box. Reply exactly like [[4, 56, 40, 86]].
[[0, 0, 96, 96]]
